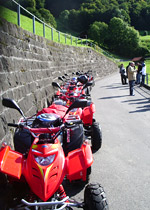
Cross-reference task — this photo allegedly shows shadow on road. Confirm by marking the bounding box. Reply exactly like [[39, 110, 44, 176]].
[[100, 83, 124, 89], [63, 180, 86, 197], [122, 99, 150, 113], [98, 83, 150, 113], [99, 95, 128, 100], [129, 106, 150, 113]]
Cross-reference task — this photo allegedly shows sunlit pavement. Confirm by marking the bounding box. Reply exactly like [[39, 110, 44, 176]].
[[72, 73, 150, 210]]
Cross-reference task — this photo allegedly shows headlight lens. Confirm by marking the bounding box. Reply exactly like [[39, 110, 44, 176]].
[[34, 154, 55, 166]]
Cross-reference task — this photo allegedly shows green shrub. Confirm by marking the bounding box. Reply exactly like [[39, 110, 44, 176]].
[[144, 30, 148, 36]]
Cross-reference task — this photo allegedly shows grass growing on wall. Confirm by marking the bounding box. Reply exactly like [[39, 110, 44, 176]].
[[0, 6, 86, 47], [0, 5, 17, 25]]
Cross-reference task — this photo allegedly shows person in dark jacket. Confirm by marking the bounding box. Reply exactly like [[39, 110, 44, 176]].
[[136, 62, 142, 84], [119, 64, 127, 85]]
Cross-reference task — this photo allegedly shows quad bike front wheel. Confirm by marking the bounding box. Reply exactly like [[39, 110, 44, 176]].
[[84, 183, 109, 210], [91, 121, 102, 151]]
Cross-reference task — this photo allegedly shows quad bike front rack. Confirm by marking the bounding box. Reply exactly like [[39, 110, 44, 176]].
[[21, 196, 83, 209]]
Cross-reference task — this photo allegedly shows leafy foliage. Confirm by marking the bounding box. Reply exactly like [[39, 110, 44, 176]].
[[88, 17, 149, 57], [26, 7, 42, 19], [55, 0, 150, 57], [36, 0, 45, 9], [56, 0, 150, 32], [107, 18, 139, 55], [1, 0, 149, 57], [45, 0, 84, 17], [88, 21, 108, 47], [39, 8, 57, 27]]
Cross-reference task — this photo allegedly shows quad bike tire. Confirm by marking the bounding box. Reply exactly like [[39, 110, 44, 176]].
[[84, 183, 109, 210], [91, 121, 102, 151], [0, 173, 10, 210]]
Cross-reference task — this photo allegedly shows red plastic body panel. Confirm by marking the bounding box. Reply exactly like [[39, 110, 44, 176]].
[[66, 143, 93, 182], [23, 139, 66, 201], [37, 104, 82, 121], [0, 146, 23, 179], [56, 90, 61, 95], [30, 127, 60, 134], [81, 103, 95, 125], [37, 104, 67, 118]]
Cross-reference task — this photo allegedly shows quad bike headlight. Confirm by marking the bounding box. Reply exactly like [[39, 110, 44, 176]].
[[34, 154, 55, 166]]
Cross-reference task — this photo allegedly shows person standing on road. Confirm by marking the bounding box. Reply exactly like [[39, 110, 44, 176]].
[[140, 62, 146, 87], [119, 64, 127, 85], [128, 62, 137, 96], [136, 62, 142, 84]]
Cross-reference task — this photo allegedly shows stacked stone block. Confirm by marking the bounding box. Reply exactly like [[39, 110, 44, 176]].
[[0, 18, 117, 146]]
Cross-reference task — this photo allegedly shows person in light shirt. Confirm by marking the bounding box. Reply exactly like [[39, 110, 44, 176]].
[[127, 62, 137, 96], [140, 62, 146, 87]]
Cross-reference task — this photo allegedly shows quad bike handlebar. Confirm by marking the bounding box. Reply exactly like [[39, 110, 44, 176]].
[[8, 119, 82, 131], [8, 120, 83, 145]]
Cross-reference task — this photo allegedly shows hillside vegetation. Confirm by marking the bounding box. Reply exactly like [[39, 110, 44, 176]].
[[0, 6, 89, 47], [0, 0, 150, 58]]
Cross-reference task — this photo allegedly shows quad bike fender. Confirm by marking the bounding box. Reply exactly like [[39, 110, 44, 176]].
[[37, 104, 67, 118], [0, 146, 23, 179], [66, 143, 93, 182], [56, 90, 61, 95], [67, 107, 82, 118], [81, 103, 95, 125]]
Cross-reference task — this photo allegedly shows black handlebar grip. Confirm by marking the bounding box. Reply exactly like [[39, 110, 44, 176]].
[[8, 123, 18, 127]]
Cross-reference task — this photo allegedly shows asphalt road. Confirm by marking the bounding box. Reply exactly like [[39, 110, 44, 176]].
[[70, 72, 150, 210]]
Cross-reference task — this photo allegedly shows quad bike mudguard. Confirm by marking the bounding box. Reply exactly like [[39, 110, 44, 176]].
[[37, 104, 68, 118], [81, 103, 95, 125], [0, 146, 23, 179], [66, 142, 93, 182]]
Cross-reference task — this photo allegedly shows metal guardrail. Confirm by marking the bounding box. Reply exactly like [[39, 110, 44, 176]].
[[11, 0, 102, 53]]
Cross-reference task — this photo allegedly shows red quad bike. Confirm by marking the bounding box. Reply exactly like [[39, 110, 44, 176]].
[[52, 81, 102, 152], [0, 98, 109, 210], [75, 71, 95, 94], [57, 74, 92, 97]]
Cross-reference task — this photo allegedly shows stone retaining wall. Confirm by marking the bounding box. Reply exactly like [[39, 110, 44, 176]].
[[0, 18, 117, 146]]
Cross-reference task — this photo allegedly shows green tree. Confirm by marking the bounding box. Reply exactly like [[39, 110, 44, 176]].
[[39, 8, 57, 28], [59, 10, 70, 24], [112, 8, 130, 23], [58, 10, 70, 28], [140, 6, 150, 30], [68, 9, 81, 31], [36, 0, 45, 9], [26, 0, 36, 8], [45, 0, 84, 17], [88, 21, 108, 47], [129, 1, 149, 30], [26, 7, 42, 19], [108, 17, 140, 57]]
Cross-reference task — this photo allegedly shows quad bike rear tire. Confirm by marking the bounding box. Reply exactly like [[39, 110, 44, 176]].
[[91, 122, 102, 151], [84, 183, 109, 210], [0, 173, 9, 210]]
